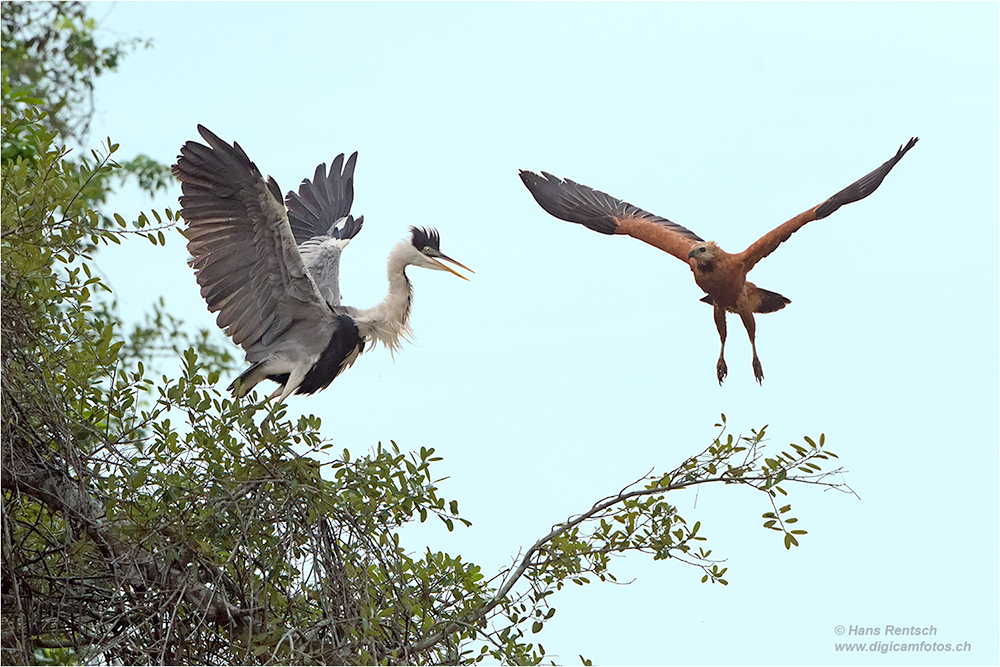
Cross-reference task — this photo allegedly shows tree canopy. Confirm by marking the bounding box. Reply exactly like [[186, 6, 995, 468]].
[[1, 4, 856, 664], [1, 0, 171, 194]]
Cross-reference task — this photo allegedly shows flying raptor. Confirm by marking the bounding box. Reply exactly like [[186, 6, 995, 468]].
[[520, 137, 918, 384]]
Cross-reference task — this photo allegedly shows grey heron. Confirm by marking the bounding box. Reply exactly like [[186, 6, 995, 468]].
[[172, 125, 473, 403]]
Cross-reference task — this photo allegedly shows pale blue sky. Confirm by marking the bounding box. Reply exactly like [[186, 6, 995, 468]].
[[87, 2, 998, 665]]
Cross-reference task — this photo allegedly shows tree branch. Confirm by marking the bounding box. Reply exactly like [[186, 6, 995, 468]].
[[2, 448, 253, 638], [385, 427, 854, 660]]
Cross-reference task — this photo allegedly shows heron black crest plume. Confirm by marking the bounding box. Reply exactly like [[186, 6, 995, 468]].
[[410, 226, 442, 251]]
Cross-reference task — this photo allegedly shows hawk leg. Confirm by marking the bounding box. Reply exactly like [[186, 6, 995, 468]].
[[739, 311, 764, 384], [713, 305, 728, 384]]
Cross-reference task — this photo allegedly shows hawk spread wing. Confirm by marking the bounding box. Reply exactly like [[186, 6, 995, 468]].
[[738, 137, 920, 270], [519, 170, 704, 262]]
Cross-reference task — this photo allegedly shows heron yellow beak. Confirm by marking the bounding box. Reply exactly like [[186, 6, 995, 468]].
[[431, 253, 474, 281]]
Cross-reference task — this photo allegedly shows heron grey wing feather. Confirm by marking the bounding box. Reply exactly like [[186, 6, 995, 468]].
[[286, 152, 360, 244], [298, 238, 349, 306], [173, 125, 330, 357]]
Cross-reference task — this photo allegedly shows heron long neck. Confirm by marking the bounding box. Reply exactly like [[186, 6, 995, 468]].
[[353, 242, 413, 354]]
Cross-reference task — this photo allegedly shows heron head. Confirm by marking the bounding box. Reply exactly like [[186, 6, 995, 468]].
[[406, 226, 474, 280], [687, 241, 720, 266]]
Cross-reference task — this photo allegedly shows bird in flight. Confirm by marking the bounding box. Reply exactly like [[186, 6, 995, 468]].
[[172, 125, 473, 403], [520, 137, 918, 384]]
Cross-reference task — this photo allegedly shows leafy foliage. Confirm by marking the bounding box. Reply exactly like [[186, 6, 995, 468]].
[[1, 1, 171, 195], [2, 1, 141, 144], [1, 101, 857, 663], [1, 8, 857, 664]]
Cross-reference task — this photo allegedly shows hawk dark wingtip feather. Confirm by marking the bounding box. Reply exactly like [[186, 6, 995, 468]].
[[519, 169, 620, 235], [520, 169, 704, 251], [814, 136, 919, 220]]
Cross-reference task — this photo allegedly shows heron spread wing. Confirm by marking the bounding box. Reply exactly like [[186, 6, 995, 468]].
[[286, 153, 360, 244], [739, 137, 919, 271], [285, 154, 364, 307], [173, 125, 332, 359], [519, 170, 704, 262]]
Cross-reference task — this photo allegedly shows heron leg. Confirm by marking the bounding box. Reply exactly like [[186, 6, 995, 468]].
[[268, 367, 306, 404], [261, 373, 301, 430], [713, 305, 728, 384], [739, 310, 764, 384], [266, 385, 289, 402]]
